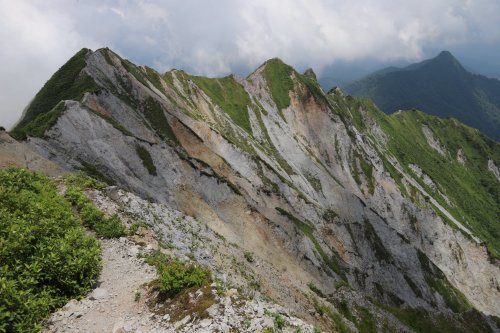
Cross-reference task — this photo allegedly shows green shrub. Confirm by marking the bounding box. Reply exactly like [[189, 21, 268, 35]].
[[65, 185, 126, 238], [0, 168, 101, 332], [274, 314, 287, 329], [157, 259, 211, 296], [65, 172, 106, 190], [143, 251, 212, 298], [244, 251, 255, 263]]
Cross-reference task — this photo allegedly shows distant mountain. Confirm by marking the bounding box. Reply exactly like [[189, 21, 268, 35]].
[[345, 51, 500, 141]]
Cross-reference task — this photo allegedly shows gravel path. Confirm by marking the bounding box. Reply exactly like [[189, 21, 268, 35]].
[[44, 238, 159, 333]]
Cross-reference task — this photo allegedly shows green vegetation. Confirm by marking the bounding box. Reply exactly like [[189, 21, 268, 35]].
[[15, 102, 66, 138], [158, 259, 211, 295], [135, 144, 157, 176], [356, 306, 377, 333], [76, 160, 116, 186], [144, 66, 165, 93], [312, 298, 352, 333], [297, 72, 329, 106], [88, 108, 132, 136], [0, 168, 101, 332], [363, 220, 393, 263], [12, 48, 99, 139], [145, 251, 211, 297], [304, 172, 322, 192], [65, 185, 126, 238], [64, 172, 107, 190], [120, 58, 149, 87], [276, 207, 346, 280], [191, 75, 252, 134], [308, 282, 325, 298], [244, 251, 255, 263], [323, 209, 338, 222], [378, 304, 492, 333], [345, 51, 500, 141], [142, 97, 179, 144], [369, 107, 500, 258], [417, 250, 471, 313], [262, 58, 295, 114]]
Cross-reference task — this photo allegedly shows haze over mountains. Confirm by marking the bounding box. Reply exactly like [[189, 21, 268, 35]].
[[3, 47, 499, 332], [344, 51, 500, 141]]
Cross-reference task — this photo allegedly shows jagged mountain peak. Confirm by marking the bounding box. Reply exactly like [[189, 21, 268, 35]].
[[345, 50, 500, 140], [7, 46, 500, 332]]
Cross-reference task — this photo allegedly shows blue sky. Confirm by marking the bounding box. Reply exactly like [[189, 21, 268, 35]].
[[1, 0, 500, 128]]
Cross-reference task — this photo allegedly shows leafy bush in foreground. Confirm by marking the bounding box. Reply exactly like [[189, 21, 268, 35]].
[[158, 259, 211, 296], [0, 168, 101, 332], [145, 252, 211, 297], [64, 185, 126, 238]]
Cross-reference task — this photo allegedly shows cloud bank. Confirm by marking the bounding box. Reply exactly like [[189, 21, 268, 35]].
[[1, 0, 500, 128]]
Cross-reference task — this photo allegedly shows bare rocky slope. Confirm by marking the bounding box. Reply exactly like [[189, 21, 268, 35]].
[[10, 47, 500, 332]]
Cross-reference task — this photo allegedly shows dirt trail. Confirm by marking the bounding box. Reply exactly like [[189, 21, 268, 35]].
[[44, 238, 160, 333]]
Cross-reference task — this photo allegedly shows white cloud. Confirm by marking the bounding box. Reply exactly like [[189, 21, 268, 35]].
[[1, 0, 499, 128]]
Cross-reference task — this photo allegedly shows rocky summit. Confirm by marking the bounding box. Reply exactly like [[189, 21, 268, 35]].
[[6, 47, 500, 332]]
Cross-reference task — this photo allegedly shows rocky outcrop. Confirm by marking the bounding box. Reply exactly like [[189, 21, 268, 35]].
[[20, 48, 500, 331]]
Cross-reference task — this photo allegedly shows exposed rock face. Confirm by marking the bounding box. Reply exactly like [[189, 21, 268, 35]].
[[0, 131, 64, 176], [488, 159, 500, 182], [421, 125, 448, 157], [18, 48, 500, 331]]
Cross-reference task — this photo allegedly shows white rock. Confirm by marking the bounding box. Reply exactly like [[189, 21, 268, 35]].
[[89, 288, 108, 300]]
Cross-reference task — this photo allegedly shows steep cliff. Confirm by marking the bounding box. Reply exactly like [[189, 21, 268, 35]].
[[13, 48, 500, 332]]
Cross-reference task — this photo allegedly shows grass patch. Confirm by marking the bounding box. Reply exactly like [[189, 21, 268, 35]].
[[64, 172, 107, 190], [12, 48, 99, 139], [356, 306, 377, 333], [15, 101, 66, 138], [144, 252, 211, 296], [367, 106, 500, 258], [136, 144, 157, 176], [144, 66, 165, 93], [262, 58, 295, 116], [417, 250, 471, 312], [363, 220, 393, 263], [308, 282, 325, 298], [157, 259, 211, 296], [120, 58, 149, 87], [76, 160, 116, 186], [312, 298, 352, 333], [142, 97, 179, 145], [191, 75, 252, 134], [378, 304, 492, 333], [64, 185, 126, 238], [305, 172, 322, 192], [88, 108, 133, 136], [276, 207, 346, 280]]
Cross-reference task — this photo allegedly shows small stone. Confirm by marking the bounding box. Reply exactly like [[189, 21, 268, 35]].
[[224, 288, 238, 298], [174, 315, 191, 329], [199, 319, 212, 328], [89, 288, 108, 300]]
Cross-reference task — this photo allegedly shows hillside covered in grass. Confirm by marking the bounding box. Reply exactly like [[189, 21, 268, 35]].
[[345, 51, 500, 141]]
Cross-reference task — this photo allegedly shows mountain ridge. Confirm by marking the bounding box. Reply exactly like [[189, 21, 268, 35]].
[[344, 51, 500, 141], [7, 47, 500, 332]]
